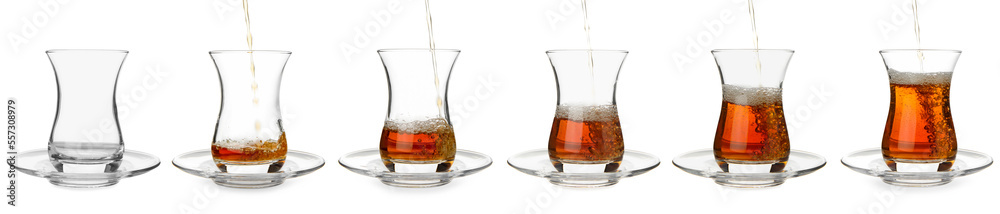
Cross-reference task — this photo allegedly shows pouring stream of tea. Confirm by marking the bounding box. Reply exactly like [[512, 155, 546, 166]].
[[242, 0, 262, 132], [424, 0, 446, 117], [748, 0, 762, 87], [912, 0, 925, 71], [581, 0, 597, 101]]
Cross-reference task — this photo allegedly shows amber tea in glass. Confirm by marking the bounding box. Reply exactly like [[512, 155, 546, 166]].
[[711, 49, 794, 173], [880, 49, 960, 172], [545, 50, 627, 173]]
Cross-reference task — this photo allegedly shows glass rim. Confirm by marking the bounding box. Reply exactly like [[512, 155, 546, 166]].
[[377, 48, 460, 52], [46, 49, 128, 53], [546, 49, 628, 53], [711, 49, 794, 53], [879, 49, 961, 53], [209, 50, 292, 54]]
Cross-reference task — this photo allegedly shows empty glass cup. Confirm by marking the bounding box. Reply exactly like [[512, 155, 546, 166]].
[[711, 49, 794, 173], [546, 50, 627, 173], [46, 49, 128, 173], [377, 49, 459, 173], [209, 50, 290, 173], [880, 49, 960, 172]]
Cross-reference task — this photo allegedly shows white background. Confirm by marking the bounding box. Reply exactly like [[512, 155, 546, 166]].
[[2, 0, 999, 213]]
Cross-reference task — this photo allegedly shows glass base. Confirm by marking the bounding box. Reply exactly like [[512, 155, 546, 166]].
[[50, 160, 122, 173], [339, 149, 492, 188], [508, 149, 659, 188], [14, 149, 160, 188], [383, 161, 453, 173], [49, 178, 120, 188], [47, 160, 122, 187], [884, 158, 954, 172], [173, 150, 325, 189], [882, 177, 952, 187], [842, 148, 991, 187], [552, 161, 621, 173], [673, 149, 826, 188], [717, 161, 787, 173], [550, 161, 622, 187], [215, 159, 285, 173], [714, 161, 789, 187]]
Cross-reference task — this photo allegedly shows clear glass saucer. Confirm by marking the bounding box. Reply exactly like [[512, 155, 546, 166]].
[[507, 149, 660, 188], [673, 149, 826, 188], [841, 148, 992, 187], [172, 150, 325, 188], [338, 149, 492, 188], [14, 149, 160, 188]]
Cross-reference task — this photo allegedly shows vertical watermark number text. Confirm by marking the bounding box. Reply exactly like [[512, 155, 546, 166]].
[[6, 99, 17, 206]]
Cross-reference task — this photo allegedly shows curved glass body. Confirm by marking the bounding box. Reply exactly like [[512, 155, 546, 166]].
[[711, 49, 793, 173], [880, 49, 960, 172], [546, 50, 627, 173], [209, 50, 290, 173], [377, 49, 459, 173], [46, 49, 128, 172]]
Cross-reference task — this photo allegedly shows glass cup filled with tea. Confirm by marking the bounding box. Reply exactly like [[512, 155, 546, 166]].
[[711, 49, 794, 173], [545, 50, 628, 173]]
